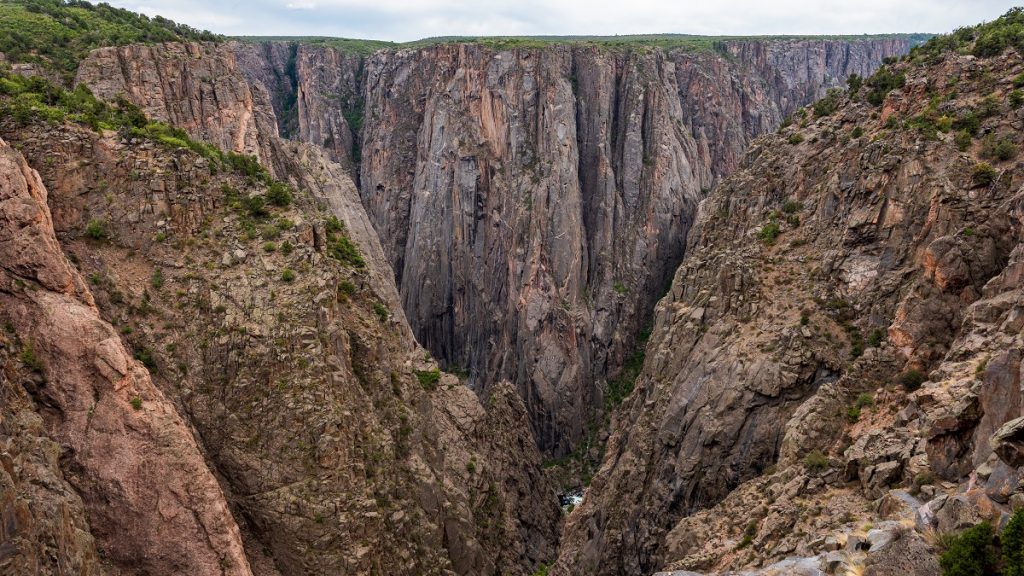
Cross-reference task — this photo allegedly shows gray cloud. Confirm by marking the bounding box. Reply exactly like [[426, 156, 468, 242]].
[[106, 0, 1022, 42]]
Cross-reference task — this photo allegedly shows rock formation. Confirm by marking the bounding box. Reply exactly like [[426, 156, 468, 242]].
[[265, 38, 911, 455], [1, 98, 562, 574], [76, 43, 282, 173], [20, 4, 1016, 572], [556, 37, 1024, 576], [0, 136, 253, 575], [75, 34, 910, 460]]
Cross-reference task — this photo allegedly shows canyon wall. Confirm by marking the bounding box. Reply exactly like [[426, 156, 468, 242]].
[[61, 36, 912, 573], [0, 136, 253, 575], [351, 38, 910, 454], [52, 42, 565, 575], [81, 37, 909, 456], [555, 48, 1024, 575]]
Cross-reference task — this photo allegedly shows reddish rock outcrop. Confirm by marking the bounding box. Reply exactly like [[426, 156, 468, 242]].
[[76, 42, 282, 174], [0, 137, 253, 575], [2, 114, 560, 575]]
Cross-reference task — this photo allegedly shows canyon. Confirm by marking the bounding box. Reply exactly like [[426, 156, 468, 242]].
[[8, 3, 1024, 576], [235, 37, 913, 456]]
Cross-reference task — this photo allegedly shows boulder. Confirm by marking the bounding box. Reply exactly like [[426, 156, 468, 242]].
[[991, 416, 1024, 468]]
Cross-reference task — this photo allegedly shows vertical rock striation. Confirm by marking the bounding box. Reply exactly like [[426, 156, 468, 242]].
[[76, 42, 282, 172], [79, 36, 910, 456], [352, 39, 911, 454]]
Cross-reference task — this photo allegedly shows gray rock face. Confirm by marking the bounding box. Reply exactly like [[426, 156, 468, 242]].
[[991, 416, 1024, 468], [555, 49, 1023, 575], [350, 39, 910, 454], [234, 40, 300, 138]]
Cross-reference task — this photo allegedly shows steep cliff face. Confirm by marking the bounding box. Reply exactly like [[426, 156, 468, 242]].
[[234, 41, 300, 139], [78, 36, 910, 458], [294, 45, 365, 168], [76, 41, 412, 334], [235, 41, 365, 170], [75, 42, 282, 173], [556, 43, 1024, 576], [2, 92, 560, 576], [0, 136, 253, 575], [352, 39, 911, 454]]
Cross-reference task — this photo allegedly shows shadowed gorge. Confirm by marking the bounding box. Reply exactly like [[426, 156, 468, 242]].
[[233, 37, 913, 457], [10, 2, 1024, 576]]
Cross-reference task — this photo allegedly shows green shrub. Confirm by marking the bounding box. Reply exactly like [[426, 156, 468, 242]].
[[977, 95, 1002, 118], [243, 195, 269, 219], [847, 405, 862, 422], [281, 268, 296, 282], [613, 282, 629, 295], [281, 240, 294, 255], [85, 218, 107, 240], [339, 280, 356, 295], [782, 200, 802, 214], [261, 224, 280, 240], [130, 396, 143, 410], [855, 393, 874, 409], [327, 235, 366, 268], [980, 134, 1018, 161], [266, 181, 293, 207], [953, 111, 981, 136], [899, 369, 926, 392], [736, 522, 756, 550], [972, 163, 998, 187], [788, 132, 805, 145], [866, 66, 906, 106], [414, 368, 441, 390], [851, 126, 864, 139], [262, 241, 276, 252], [605, 348, 645, 411], [813, 88, 842, 117], [850, 336, 865, 359], [908, 114, 940, 140], [373, 302, 389, 322], [867, 328, 885, 347], [803, 450, 829, 472], [955, 130, 973, 152], [223, 152, 266, 180], [19, 342, 44, 372], [939, 522, 996, 576], [847, 73, 864, 95], [1011, 89, 1024, 108], [1004, 509, 1024, 576], [134, 347, 157, 372], [758, 220, 781, 244], [150, 267, 164, 290], [325, 215, 343, 234]]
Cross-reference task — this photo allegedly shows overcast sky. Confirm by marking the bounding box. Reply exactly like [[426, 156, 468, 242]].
[[103, 1, 1021, 42]]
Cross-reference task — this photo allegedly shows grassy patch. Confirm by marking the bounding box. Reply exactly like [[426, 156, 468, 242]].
[[413, 368, 441, 390]]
